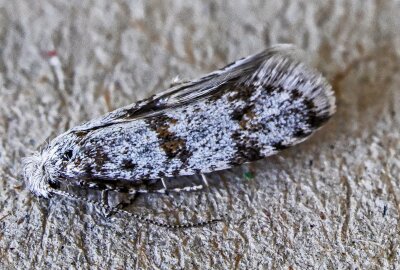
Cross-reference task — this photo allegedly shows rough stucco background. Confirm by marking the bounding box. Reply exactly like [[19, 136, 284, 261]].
[[0, 0, 400, 269]]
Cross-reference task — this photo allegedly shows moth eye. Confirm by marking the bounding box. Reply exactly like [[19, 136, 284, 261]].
[[62, 149, 73, 161]]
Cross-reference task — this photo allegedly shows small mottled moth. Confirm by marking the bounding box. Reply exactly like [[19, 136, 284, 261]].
[[23, 45, 335, 227]]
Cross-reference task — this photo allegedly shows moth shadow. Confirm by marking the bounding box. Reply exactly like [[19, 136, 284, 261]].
[[326, 46, 398, 138]]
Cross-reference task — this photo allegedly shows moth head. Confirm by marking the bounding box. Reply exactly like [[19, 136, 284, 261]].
[[22, 149, 53, 198]]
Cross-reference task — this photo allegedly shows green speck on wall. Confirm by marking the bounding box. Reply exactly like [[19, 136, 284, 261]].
[[243, 171, 254, 180]]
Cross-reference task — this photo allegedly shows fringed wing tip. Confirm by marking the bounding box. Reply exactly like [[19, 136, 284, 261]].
[[250, 46, 336, 121]]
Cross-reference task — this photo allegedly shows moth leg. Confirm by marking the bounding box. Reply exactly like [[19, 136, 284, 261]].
[[111, 176, 205, 202], [201, 174, 209, 188], [125, 184, 204, 195], [166, 184, 204, 193], [138, 177, 204, 194], [101, 190, 109, 206], [98, 190, 116, 217], [160, 177, 169, 195]]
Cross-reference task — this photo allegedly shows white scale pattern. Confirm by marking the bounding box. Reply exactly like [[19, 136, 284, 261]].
[[23, 45, 335, 197]]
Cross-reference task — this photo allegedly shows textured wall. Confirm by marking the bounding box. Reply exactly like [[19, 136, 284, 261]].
[[1, 0, 400, 269]]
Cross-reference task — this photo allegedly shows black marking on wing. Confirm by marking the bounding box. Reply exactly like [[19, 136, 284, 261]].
[[304, 99, 332, 129], [147, 115, 191, 159]]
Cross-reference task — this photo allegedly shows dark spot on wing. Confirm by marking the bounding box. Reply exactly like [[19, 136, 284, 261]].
[[238, 145, 263, 161], [172, 169, 180, 176], [303, 99, 331, 128], [231, 104, 255, 125], [74, 130, 89, 138], [291, 89, 302, 100], [62, 149, 73, 161], [93, 148, 109, 169], [161, 140, 186, 157], [147, 114, 192, 165], [122, 159, 137, 170], [266, 85, 282, 94], [272, 141, 287, 151], [293, 129, 311, 138], [230, 132, 263, 165], [49, 180, 60, 190]]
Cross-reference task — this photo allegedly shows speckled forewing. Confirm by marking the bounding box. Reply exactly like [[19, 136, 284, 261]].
[[49, 48, 334, 186]]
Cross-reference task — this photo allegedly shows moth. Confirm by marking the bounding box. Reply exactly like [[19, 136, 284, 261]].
[[23, 45, 335, 226]]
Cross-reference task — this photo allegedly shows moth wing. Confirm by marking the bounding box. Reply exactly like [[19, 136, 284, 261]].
[[72, 44, 299, 131]]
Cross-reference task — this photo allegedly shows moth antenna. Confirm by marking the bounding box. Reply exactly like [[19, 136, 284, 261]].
[[115, 208, 224, 229], [48, 187, 111, 211], [48, 187, 224, 228]]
